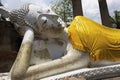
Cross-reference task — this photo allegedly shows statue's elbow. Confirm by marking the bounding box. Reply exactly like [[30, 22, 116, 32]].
[[10, 71, 26, 80]]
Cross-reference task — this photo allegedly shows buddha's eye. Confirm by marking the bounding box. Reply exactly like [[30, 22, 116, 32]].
[[43, 19, 47, 24], [47, 9, 50, 13]]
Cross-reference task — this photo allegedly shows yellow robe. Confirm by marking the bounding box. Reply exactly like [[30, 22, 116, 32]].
[[67, 16, 120, 61]]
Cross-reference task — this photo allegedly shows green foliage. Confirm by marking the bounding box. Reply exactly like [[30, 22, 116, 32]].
[[110, 10, 120, 29], [51, 0, 73, 26]]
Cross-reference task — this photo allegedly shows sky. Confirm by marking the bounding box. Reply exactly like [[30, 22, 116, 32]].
[[1, 0, 120, 24]]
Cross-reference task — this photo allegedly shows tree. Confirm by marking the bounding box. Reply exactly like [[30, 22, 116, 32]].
[[110, 10, 120, 29], [51, 0, 72, 26]]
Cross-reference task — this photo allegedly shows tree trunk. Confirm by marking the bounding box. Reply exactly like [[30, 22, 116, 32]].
[[98, 0, 112, 27], [72, 0, 83, 17]]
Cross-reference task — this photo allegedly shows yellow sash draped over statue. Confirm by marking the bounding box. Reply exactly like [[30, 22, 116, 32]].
[[67, 16, 120, 61]]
